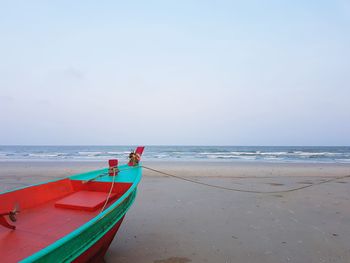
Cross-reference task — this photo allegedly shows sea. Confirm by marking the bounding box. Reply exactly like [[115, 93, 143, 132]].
[[0, 146, 349, 163]]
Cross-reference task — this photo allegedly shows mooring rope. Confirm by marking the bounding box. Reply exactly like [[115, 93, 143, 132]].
[[141, 166, 350, 194], [100, 169, 117, 213], [99, 165, 142, 212]]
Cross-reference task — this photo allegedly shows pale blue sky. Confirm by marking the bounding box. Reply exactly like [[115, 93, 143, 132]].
[[0, 1, 349, 145]]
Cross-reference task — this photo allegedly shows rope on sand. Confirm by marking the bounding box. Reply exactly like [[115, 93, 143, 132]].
[[141, 166, 350, 194]]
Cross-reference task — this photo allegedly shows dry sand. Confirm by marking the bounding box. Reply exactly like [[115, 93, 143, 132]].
[[1, 161, 350, 263]]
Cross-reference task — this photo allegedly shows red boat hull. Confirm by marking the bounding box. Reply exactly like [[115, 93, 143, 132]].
[[73, 216, 125, 263]]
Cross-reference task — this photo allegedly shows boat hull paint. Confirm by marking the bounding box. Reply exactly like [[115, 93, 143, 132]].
[[73, 216, 125, 263]]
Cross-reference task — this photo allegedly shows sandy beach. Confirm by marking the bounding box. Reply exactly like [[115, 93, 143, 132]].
[[1, 161, 350, 263], [2, 0, 350, 260]]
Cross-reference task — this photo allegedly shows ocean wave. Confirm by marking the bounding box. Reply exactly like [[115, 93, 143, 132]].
[[198, 152, 231, 155], [206, 154, 256, 160], [154, 154, 169, 159], [336, 159, 350, 163], [28, 153, 61, 157], [263, 157, 284, 160], [293, 152, 331, 156], [106, 151, 130, 155], [78, 151, 103, 155], [259, 152, 288, 155], [1, 146, 350, 163], [229, 152, 257, 155]]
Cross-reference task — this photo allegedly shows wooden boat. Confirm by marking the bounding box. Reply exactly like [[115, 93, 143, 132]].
[[0, 146, 145, 262]]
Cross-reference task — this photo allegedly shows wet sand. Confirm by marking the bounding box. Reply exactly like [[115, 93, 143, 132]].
[[1, 161, 350, 262]]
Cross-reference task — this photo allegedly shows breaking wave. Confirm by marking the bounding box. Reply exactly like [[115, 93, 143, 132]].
[[0, 146, 349, 163]]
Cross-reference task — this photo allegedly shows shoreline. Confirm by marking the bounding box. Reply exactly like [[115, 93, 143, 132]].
[[1, 161, 350, 179]]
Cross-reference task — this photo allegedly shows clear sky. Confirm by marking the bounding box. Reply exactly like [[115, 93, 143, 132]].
[[0, 1, 349, 146]]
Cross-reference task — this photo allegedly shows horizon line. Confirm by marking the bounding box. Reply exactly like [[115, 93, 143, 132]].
[[0, 145, 349, 147]]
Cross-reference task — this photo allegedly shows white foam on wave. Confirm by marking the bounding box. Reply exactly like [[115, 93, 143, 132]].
[[107, 151, 127, 155], [206, 154, 256, 160], [294, 152, 333, 156], [72, 155, 107, 159], [259, 152, 288, 155], [336, 159, 350, 163], [154, 154, 169, 159], [28, 153, 61, 158], [263, 157, 284, 160], [229, 152, 256, 155], [78, 151, 103, 156], [199, 152, 231, 155]]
